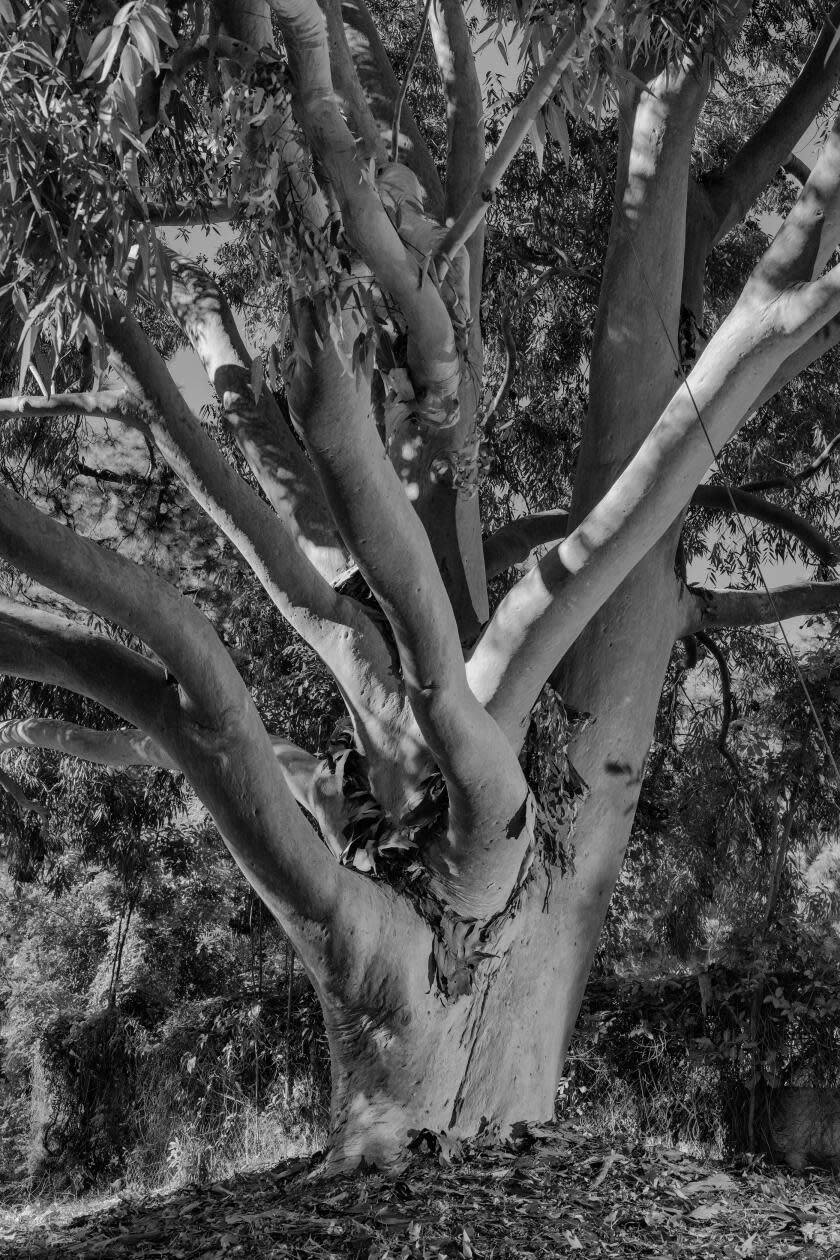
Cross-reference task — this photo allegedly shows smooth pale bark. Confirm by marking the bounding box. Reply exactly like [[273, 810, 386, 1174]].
[[0, 718, 179, 769], [0, 390, 149, 434], [483, 488, 840, 577], [483, 510, 570, 579], [0, 717, 344, 839], [272, 0, 462, 427], [287, 302, 530, 916], [469, 105, 840, 737], [319, 866, 573, 1169], [102, 303, 411, 789], [462, 56, 716, 1139], [163, 253, 349, 583], [680, 580, 840, 635], [336, 0, 445, 214]]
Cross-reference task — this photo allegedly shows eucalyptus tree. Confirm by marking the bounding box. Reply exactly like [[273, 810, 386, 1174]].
[[3, 0, 840, 1168]]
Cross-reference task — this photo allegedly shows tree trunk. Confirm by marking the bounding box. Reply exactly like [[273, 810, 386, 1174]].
[[310, 857, 615, 1168]]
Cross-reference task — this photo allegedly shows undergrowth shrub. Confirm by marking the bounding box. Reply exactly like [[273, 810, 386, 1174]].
[[559, 923, 840, 1158]]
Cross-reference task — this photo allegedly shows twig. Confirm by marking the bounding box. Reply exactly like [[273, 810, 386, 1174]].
[[484, 310, 518, 431], [695, 631, 738, 772], [741, 431, 840, 494], [391, 0, 434, 163], [435, 1, 607, 277]]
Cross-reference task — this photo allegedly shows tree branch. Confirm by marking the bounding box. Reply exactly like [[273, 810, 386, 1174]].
[[483, 482, 840, 579], [691, 484, 840, 564], [0, 766, 49, 820], [0, 592, 370, 974], [483, 510, 570, 580], [0, 715, 347, 851], [0, 486, 246, 730], [392, 0, 433, 166], [102, 301, 409, 801], [694, 630, 737, 769], [740, 432, 840, 494], [161, 252, 349, 583], [288, 300, 530, 918], [0, 390, 149, 434], [783, 153, 812, 187], [704, 3, 840, 244], [429, 0, 486, 319], [468, 114, 840, 742], [0, 598, 180, 735], [334, 0, 445, 213], [435, 1, 606, 277], [0, 716, 177, 769], [680, 580, 840, 634], [270, 0, 461, 427], [318, 0, 387, 164]]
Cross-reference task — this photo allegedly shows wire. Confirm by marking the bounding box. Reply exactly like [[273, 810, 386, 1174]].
[[614, 119, 840, 782]]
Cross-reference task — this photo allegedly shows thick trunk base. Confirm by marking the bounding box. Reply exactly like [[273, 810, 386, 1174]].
[[315, 869, 587, 1170]]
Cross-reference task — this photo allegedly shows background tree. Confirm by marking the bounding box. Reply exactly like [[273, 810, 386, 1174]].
[[2, 0, 840, 1169]]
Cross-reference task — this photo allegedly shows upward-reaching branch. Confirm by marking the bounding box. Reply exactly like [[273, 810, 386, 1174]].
[[162, 252, 349, 583], [703, 3, 840, 245], [270, 0, 461, 427], [429, 0, 485, 315], [102, 301, 409, 792], [288, 300, 530, 918], [435, 1, 607, 276], [469, 114, 840, 743], [333, 0, 445, 213]]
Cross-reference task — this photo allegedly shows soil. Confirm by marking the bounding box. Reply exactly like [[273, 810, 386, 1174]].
[[1, 1120, 838, 1259]]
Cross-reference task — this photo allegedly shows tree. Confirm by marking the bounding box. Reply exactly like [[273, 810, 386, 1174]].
[[3, 0, 840, 1169]]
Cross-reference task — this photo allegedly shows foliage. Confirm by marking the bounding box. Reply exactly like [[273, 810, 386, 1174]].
[[4, 1122, 840, 1258]]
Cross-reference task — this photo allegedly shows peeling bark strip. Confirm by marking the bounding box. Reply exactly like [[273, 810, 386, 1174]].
[[6, 0, 840, 1168]]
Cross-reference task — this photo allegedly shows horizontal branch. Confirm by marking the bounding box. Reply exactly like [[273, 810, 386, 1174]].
[[680, 580, 840, 635], [483, 480, 840, 580], [0, 717, 178, 770], [0, 481, 246, 730], [0, 598, 177, 737], [0, 716, 348, 851], [483, 510, 570, 579], [0, 390, 149, 433], [691, 484, 840, 564]]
